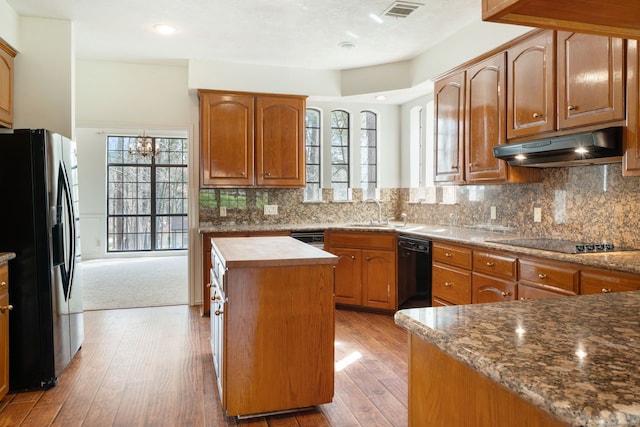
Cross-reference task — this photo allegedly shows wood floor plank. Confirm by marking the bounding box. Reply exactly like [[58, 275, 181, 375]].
[[0, 306, 408, 426]]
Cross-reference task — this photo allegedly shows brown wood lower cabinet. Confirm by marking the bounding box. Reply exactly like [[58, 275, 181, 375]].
[[472, 273, 516, 303], [210, 237, 336, 417], [325, 231, 397, 312], [432, 264, 471, 305], [408, 334, 566, 427], [0, 263, 9, 400], [580, 267, 640, 294]]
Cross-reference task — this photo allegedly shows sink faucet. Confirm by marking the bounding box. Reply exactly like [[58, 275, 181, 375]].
[[364, 199, 383, 224]]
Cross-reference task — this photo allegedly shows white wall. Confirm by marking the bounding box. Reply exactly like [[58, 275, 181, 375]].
[[13, 17, 75, 138]]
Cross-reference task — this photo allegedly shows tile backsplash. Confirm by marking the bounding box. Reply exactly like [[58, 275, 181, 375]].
[[199, 163, 640, 248]]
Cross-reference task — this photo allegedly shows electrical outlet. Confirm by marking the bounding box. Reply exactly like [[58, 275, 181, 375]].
[[264, 204, 278, 215], [534, 207, 542, 223], [490, 206, 497, 220], [220, 206, 227, 217]]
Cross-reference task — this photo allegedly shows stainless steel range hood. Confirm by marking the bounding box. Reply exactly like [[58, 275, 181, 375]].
[[493, 127, 623, 167]]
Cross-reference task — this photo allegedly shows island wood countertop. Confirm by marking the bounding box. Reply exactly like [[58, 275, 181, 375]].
[[395, 291, 640, 426], [210, 236, 337, 268]]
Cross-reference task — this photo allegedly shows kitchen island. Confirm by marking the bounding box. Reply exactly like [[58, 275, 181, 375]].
[[209, 236, 338, 418], [395, 291, 640, 426]]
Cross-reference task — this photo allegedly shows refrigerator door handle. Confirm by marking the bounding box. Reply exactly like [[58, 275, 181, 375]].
[[56, 161, 76, 301]]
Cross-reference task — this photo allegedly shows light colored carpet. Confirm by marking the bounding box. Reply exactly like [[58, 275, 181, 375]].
[[80, 255, 188, 311]]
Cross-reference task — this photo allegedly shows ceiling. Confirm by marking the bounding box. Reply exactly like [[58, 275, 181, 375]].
[[7, 0, 481, 102]]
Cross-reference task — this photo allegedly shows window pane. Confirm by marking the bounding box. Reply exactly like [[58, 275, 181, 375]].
[[305, 109, 322, 202], [106, 134, 188, 252], [360, 111, 377, 193]]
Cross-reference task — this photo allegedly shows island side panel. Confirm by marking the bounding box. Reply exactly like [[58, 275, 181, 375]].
[[408, 334, 568, 427], [224, 263, 335, 416]]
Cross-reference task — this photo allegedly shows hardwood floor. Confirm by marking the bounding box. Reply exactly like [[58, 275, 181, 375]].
[[0, 306, 409, 426]]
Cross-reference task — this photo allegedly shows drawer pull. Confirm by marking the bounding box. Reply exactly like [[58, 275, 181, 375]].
[[206, 283, 212, 288], [519, 297, 529, 301], [214, 308, 224, 316], [501, 291, 511, 297], [538, 273, 548, 279], [568, 105, 576, 111], [485, 262, 495, 267], [444, 253, 453, 257], [601, 288, 612, 293], [532, 112, 541, 118], [0, 281, 6, 287], [444, 282, 453, 287], [0, 304, 13, 313]]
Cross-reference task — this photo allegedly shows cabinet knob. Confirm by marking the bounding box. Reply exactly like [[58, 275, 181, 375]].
[[0, 304, 13, 313], [519, 297, 529, 301], [444, 282, 453, 287], [0, 281, 6, 287], [485, 262, 495, 267], [264, 172, 271, 177], [214, 308, 224, 316], [501, 291, 511, 297], [468, 162, 477, 167], [206, 283, 212, 288], [568, 105, 576, 111], [451, 165, 459, 170], [532, 112, 541, 118], [538, 273, 548, 279], [444, 253, 453, 257], [601, 288, 612, 293]]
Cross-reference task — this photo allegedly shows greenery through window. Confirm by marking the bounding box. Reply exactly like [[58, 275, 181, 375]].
[[360, 111, 377, 200], [305, 109, 321, 201], [106, 135, 188, 252], [331, 110, 350, 201]]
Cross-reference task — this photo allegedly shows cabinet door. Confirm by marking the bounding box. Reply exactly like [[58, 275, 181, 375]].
[[332, 247, 362, 306], [507, 30, 556, 139], [256, 96, 306, 187], [557, 32, 625, 129], [210, 273, 226, 405], [472, 273, 515, 304], [0, 265, 9, 400], [466, 53, 507, 182], [199, 92, 254, 187], [362, 249, 397, 311], [518, 283, 565, 301], [434, 71, 466, 183], [624, 39, 640, 176], [0, 44, 13, 128]]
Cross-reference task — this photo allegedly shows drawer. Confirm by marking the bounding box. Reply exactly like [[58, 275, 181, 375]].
[[432, 264, 471, 305], [473, 250, 516, 280], [327, 231, 396, 250], [580, 268, 640, 294], [472, 273, 516, 303], [432, 296, 455, 307], [0, 263, 7, 294], [518, 258, 579, 293], [518, 283, 572, 300], [433, 242, 472, 270]]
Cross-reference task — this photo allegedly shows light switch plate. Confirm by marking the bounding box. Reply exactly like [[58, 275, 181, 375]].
[[490, 206, 497, 220], [264, 204, 278, 215], [220, 206, 227, 217]]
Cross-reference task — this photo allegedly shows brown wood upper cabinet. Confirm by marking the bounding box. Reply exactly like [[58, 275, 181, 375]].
[[435, 55, 540, 184], [508, 30, 624, 140], [624, 39, 640, 176], [199, 90, 306, 188], [0, 41, 16, 129], [482, 0, 640, 41], [434, 71, 466, 184]]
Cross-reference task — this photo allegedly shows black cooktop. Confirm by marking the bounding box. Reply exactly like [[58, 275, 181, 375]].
[[488, 238, 635, 254]]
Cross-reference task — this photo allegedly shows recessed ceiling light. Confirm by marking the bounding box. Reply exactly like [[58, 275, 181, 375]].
[[338, 41, 357, 50], [153, 24, 176, 35]]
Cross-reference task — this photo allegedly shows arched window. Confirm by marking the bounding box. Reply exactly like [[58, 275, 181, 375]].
[[331, 110, 350, 201], [305, 109, 322, 201], [360, 110, 378, 200]]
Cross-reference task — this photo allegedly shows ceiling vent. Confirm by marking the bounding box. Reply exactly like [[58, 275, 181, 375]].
[[382, 1, 424, 18]]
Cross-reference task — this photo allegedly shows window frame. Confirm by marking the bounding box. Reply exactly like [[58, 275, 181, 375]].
[[330, 109, 351, 201]]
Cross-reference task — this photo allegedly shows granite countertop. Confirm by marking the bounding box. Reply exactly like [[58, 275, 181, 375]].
[[395, 292, 640, 427], [199, 222, 640, 275], [0, 252, 16, 264], [211, 236, 337, 268]]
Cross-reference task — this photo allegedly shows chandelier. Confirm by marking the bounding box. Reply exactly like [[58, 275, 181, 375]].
[[129, 131, 160, 158]]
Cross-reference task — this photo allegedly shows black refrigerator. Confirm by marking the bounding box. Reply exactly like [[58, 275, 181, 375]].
[[0, 129, 83, 391]]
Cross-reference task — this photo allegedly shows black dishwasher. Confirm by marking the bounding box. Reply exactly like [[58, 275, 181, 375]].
[[398, 235, 432, 308]]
